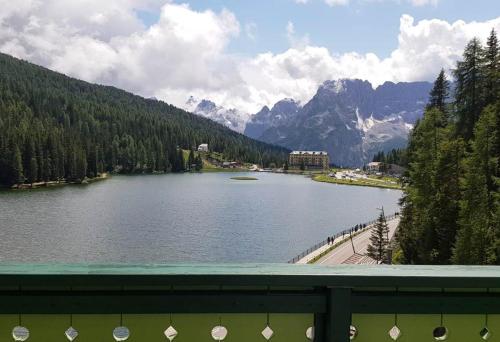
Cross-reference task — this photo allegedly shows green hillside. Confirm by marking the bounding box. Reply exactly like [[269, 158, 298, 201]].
[[0, 53, 288, 186]]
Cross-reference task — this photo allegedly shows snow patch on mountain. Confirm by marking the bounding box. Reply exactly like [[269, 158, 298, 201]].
[[184, 96, 250, 133], [321, 79, 347, 94]]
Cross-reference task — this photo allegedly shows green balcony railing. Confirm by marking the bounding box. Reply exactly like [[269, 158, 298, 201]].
[[0, 264, 500, 341]]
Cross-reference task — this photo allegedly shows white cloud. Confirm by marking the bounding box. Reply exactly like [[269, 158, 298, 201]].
[[409, 0, 439, 6], [325, 0, 350, 6], [0, 1, 498, 115]]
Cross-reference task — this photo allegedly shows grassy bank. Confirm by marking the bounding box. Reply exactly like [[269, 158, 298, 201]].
[[312, 174, 402, 190]]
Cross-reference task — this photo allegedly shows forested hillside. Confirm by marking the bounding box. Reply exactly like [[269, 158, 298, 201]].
[[397, 29, 500, 265], [0, 53, 288, 187]]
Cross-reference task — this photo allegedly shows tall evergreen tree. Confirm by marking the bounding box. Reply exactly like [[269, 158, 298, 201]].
[[396, 194, 419, 264], [484, 29, 499, 105], [431, 135, 465, 263], [188, 149, 195, 171], [454, 38, 485, 140], [453, 106, 498, 264], [428, 69, 450, 114], [28, 157, 38, 185], [397, 108, 447, 263], [195, 154, 203, 171], [367, 211, 390, 263]]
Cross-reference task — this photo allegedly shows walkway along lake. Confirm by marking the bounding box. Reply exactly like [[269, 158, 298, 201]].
[[0, 172, 401, 263]]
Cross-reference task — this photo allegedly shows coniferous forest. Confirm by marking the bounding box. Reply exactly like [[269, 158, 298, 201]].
[[0, 53, 289, 187], [397, 29, 500, 265]]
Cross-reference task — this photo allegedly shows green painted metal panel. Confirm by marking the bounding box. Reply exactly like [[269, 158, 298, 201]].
[[352, 314, 500, 342], [0, 314, 313, 342], [1, 264, 500, 341]]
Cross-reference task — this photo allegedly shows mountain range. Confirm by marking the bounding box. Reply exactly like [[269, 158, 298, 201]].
[[184, 96, 250, 134], [186, 79, 432, 166]]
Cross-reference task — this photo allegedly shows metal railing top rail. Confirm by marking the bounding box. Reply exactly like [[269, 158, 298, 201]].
[[0, 263, 500, 288], [286, 213, 399, 263]]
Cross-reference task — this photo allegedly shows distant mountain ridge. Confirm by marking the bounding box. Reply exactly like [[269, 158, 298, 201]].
[[244, 98, 301, 139], [245, 79, 432, 166], [184, 79, 431, 166], [184, 96, 250, 133]]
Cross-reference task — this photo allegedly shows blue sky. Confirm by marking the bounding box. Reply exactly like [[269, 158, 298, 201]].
[[138, 0, 500, 58]]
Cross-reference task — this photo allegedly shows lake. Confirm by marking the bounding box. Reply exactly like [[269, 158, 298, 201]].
[[0, 173, 401, 263]]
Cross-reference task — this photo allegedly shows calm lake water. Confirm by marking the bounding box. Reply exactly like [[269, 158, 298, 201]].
[[0, 173, 401, 263]]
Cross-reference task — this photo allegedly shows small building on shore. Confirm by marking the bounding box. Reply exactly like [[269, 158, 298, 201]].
[[289, 151, 329, 170], [197, 143, 209, 152], [367, 162, 382, 172]]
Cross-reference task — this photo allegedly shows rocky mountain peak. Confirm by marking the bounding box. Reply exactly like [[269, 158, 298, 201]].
[[254, 79, 432, 166]]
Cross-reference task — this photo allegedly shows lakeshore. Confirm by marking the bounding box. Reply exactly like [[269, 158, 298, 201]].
[[312, 173, 402, 190], [5, 168, 402, 191], [7, 173, 109, 190]]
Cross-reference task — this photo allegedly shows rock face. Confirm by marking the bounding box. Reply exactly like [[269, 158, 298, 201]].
[[244, 98, 301, 139], [251, 79, 432, 166], [184, 96, 250, 134]]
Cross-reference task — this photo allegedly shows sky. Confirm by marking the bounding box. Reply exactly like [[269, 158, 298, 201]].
[[0, 0, 499, 113]]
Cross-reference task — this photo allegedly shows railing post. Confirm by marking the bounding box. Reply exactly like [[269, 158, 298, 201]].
[[314, 313, 325, 342], [326, 288, 351, 342]]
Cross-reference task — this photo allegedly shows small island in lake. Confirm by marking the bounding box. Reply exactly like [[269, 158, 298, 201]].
[[231, 176, 258, 181]]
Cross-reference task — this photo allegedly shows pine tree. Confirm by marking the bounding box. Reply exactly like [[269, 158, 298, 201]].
[[428, 69, 450, 114], [396, 194, 419, 264], [28, 157, 38, 184], [11, 145, 24, 185], [75, 148, 88, 182], [484, 29, 499, 106], [431, 135, 465, 264], [0, 143, 25, 186], [367, 211, 390, 263], [453, 106, 498, 264], [188, 149, 195, 171], [454, 38, 485, 140], [195, 154, 203, 171], [396, 108, 447, 263]]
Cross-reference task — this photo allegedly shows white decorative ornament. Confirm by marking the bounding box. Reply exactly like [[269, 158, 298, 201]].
[[349, 325, 358, 340], [433, 326, 448, 341], [65, 327, 79, 341], [12, 326, 30, 341], [305, 327, 315, 340], [261, 325, 274, 340], [113, 326, 130, 341], [211, 326, 228, 341], [389, 325, 401, 340], [480, 327, 491, 341], [164, 326, 178, 341]]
